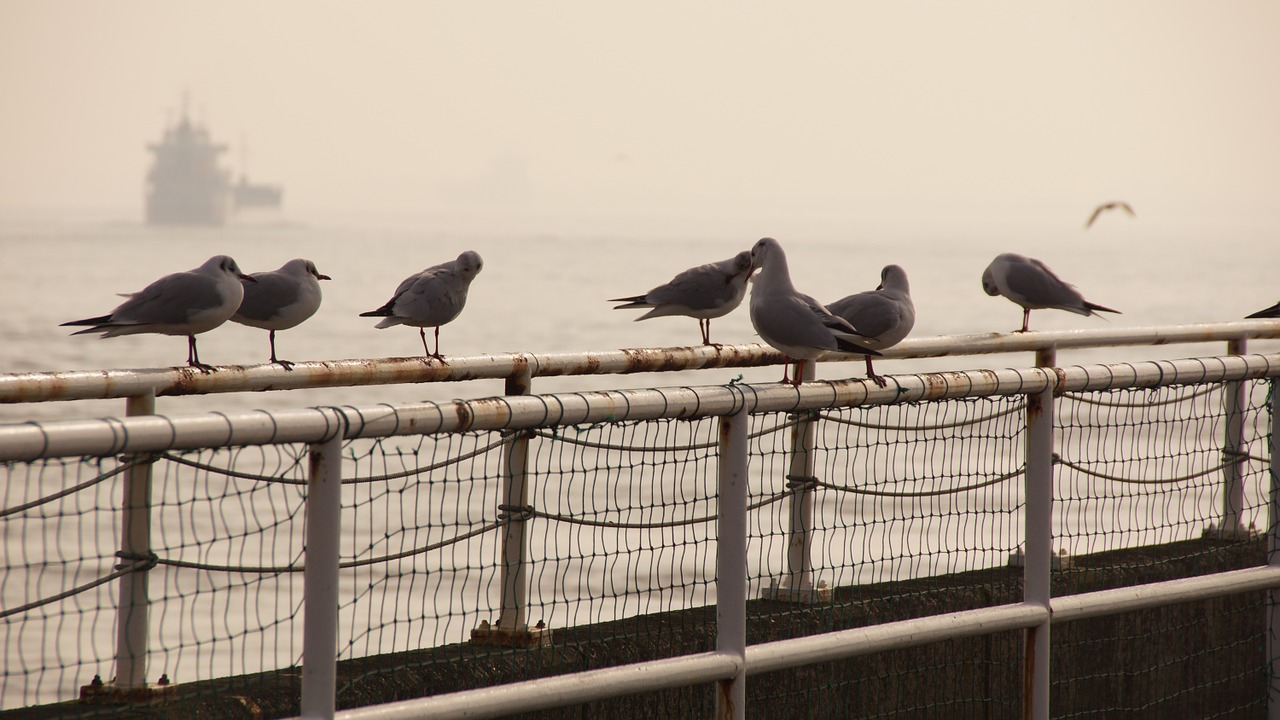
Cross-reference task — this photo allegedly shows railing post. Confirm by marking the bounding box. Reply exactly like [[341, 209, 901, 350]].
[[301, 428, 344, 720], [1216, 337, 1250, 538], [1268, 378, 1280, 720], [115, 391, 156, 690], [1023, 358, 1054, 720], [716, 406, 748, 720], [761, 362, 829, 603], [474, 366, 549, 646], [298, 425, 343, 717]]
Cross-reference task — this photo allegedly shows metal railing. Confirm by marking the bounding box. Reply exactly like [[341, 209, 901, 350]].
[[3, 321, 1277, 406], [2, 321, 1279, 719]]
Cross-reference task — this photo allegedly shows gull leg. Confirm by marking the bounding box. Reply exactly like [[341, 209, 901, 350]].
[[865, 356, 887, 388], [432, 327, 444, 361], [1018, 308, 1032, 333], [187, 335, 215, 374], [701, 319, 711, 346], [790, 358, 806, 387], [269, 330, 295, 371]]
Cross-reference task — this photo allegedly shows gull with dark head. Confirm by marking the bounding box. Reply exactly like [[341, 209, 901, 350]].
[[826, 264, 915, 387], [748, 237, 880, 386], [609, 250, 753, 345], [360, 250, 484, 361], [232, 258, 330, 370], [61, 254, 254, 372], [981, 252, 1119, 333]]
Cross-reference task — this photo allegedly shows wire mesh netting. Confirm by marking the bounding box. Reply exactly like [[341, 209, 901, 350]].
[[1049, 379, 1273, 719], [0, 374, 1275, 718]]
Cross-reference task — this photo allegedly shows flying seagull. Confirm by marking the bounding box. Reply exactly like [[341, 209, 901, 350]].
[[61, 255, 254, 372], [609, 250, 753, 345], [1085, 201, 1135, 229], [360, 251, 484, 361], [748, 237, 880, 386], [981, 252, 1120, 333], [232, 258, 330, 370], [826, 264, 916, 388]]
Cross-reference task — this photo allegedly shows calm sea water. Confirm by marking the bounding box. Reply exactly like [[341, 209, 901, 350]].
[[2, 207, 1277, 422]]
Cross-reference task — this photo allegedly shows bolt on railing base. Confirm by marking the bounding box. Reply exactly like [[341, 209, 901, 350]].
[[1007, 548, 1074, 571], [1201, 522, 1260, 541], [79, 674, 175, 704], [759, 578, 832, 604], [470, 619, 552, 648]]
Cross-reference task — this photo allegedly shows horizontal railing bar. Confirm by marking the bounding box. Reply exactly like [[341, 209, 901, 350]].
[[321, 650, 742, 720], [1, 353, 1277, 462], [1050, 565, 1280, 623], [745, 602, 1048, 676], [877, 320, 1280, 360], [3, 321, 1278, 404], [320, 566, 1280, 719]]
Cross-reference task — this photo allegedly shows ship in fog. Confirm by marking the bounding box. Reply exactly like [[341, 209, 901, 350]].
[[145, 101, 282, 226]]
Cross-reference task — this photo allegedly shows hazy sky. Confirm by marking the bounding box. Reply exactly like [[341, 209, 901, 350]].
[[2, 2, 1279, 230]]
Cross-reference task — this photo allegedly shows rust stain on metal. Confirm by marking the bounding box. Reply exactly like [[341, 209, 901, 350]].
[[920, 372, 951, 398], [1022, 626, 1036, 720], [1050, 366, 1068, 395], [716, 679, 736, 720], [1026, 389, 1047, 423], [452, 401, 475, 431]]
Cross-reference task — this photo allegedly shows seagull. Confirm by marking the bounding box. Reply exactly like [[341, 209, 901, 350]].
[[981, 252, 1120, 333], [61, 255, 254, 372], [826, 264, 916, 387], [1085, 201, 1135, 229], [231, 258, 330, 370], [748, 237, 880, 386], [608, 250, 753, 345], [360, 250, 483, 360], [1246, 301, 1280, 319]]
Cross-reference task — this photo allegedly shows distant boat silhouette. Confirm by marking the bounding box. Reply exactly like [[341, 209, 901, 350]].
[[145, 97, 282, 226]]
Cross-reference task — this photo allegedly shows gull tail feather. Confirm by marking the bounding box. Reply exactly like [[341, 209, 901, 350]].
[[1085, 302, 1121, 316]]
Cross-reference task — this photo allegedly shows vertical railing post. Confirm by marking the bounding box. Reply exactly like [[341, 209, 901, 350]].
[[301, 427, 344, 720], [474, 366, 548, 646], [1023, 351, 1054, 720], [1267, 378, 1280, 720], [716, 406, 748, 720], [115, 391, 155, 690], [762, 362, 829, 603], [1218, 337, 1249, 538]]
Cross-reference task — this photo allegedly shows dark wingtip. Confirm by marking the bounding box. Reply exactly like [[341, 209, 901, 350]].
[[60, 315, 112, 328], [836, 338, 883, 356], [1246, 303, 1280, 319]]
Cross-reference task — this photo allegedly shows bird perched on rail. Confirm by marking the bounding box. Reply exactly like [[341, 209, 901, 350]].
[[826, 264, 916, 388], [360, 250, 483, 361], [1246, 300, 1280, 319], [61, 255, 254, 372], [1085, 201, 1135, 229], [231, 258, 330, 370], [981, 252, 1120, 333], [608, 250, 753, 346], [748, 237, 880, 386]]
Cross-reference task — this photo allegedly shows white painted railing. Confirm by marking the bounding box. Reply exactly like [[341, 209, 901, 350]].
[[1, 320, 1277, 405], [2, 322, 1279, 719]]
